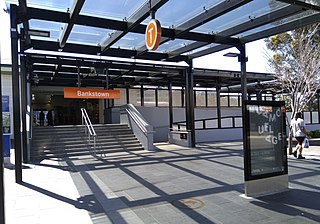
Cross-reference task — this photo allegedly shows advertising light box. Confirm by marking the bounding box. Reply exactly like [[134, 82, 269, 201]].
[[243, 101, 288, 181]]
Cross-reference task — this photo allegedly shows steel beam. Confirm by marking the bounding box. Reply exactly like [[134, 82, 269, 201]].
[[276, 0, 320, 12], [59, 0, 85, 48], [26, 7, 238, 45], [138, 0, 252, 53], [173, 4, 306, 58], [100, 0, 169, 53]]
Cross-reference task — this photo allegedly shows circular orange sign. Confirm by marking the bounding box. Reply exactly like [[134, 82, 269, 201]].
[[145, 19, 161, 51]]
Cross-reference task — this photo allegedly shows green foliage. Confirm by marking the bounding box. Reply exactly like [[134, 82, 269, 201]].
[[265, 23, 320, 115], [307, 130, 320, 138]]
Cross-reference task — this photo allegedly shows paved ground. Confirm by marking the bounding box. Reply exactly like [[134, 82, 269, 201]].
[[4, 142, 320, 224]]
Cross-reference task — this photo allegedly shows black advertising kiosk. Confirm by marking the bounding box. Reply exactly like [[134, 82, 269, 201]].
[[243, 101, 288, 197]]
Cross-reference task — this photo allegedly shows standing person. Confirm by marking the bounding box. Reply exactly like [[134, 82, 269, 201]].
[[291, 112, 307, 159], [39, 110, 45, 126], [47, 110, 53, 126]]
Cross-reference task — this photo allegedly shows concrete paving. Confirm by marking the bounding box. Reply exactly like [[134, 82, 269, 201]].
[[3, 142, 320, 224]]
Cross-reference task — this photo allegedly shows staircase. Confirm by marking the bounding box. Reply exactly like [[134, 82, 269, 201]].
[[31, 124, 144, 161]]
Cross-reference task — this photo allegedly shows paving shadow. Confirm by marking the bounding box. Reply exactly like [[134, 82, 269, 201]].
[[251, 189, 320, 223], [19, 181, 105, 214]]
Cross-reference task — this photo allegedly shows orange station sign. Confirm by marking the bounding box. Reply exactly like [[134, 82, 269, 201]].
[[64, 88, 120, 99], [145, 19, 161, 51]]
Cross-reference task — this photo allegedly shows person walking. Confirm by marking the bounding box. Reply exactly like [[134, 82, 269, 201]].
[[39, 110, 45, 126], [291, 112, 307, 159]]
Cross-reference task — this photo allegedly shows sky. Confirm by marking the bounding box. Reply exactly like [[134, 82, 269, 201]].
[[0, 0, 272, 73]]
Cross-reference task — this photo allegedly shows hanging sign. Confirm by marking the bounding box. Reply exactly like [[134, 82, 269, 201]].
[[64, 88, 120, 99], [145, 19, 161, 51]]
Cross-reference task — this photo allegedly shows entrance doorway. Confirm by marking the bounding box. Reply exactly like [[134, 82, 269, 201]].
[[32, 92, 100, 126]]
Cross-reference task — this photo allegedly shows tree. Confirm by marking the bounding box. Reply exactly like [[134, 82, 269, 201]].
[[265, 23, 320, 154]]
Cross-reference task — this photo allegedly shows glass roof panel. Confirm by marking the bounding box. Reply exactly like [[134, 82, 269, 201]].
[[26, 0, 73, 12], [80, 0, 147, 20], [181, 43, 219, 56], [156, 39, 195, 53], [67, 25, 112, 46], [192, 0, 288, 34], [297, 0, 320, 7], [142, 0, 221, 28], [233, 10, 320, 38], [113, 33, 145, 50], [29, 19, 64, 41]]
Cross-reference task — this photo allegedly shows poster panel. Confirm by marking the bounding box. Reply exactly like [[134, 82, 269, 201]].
[[244, 101, 287, 181]]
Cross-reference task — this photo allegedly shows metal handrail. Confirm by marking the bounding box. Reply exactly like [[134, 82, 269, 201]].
[[172, 115, 243, 131], [121, 104, 154, 151], [80, 108, 97, 155]]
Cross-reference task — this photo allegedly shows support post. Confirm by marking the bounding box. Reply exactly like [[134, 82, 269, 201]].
[[126, 87, 130, 104], [0, 24, 5, 224], [216, 81, 221, 129], [11, 4, 23, 183], [185, 61, 195, 147], [140, 84, 144, 106], [168, 79, 173, 130], [20, 30, 28, 162]]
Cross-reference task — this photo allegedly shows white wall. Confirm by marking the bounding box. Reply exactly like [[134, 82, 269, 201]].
[[136, 106, 243, 142]]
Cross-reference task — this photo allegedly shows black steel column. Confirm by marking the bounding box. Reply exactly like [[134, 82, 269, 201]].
[[238, 44, 248, 174], [140, 85, 144, 106], [155, 89, 158, 107], [185, 61, 195, 147], [238, 44, 248, 101], [168, 79, 173, 130], [181, 87, 184, 108], [126, 87, 130, 104], [0, 28, 5, 224], [216, 81, 221, 129], [20, 55, 28, 163], [20, 30, 28, 162], [11, 4, 22, 183]]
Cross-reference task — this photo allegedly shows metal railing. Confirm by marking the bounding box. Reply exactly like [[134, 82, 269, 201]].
[[120, 104, 154, 151], [173, 115, 243, 131], [81, 108, 97, 155]]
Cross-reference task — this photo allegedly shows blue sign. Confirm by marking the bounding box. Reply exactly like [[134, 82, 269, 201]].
[[2, 96, 10, 157]]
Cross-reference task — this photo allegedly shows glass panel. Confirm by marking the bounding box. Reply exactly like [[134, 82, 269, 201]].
[[172, 90, 182, 107], [234, 10, 320, 38], [142, 0, 221, 28], [182, 43, 218, 56], [26, 0, 73, 11], [68, 25, 113, 46], [156, 39, 195, 53], [192, 1, 288, 34], [195, 91, 206, 107], [144, 89, 156, 107], [114, 88, 126, 106], [297, 0, 320, 7], [129, 89, 141, 106], [81, 0, 146, 20], [29, 19, 64, 41], [207, 91, 216, 106], [220, 95, 228, 107], [230, 95, 239, 107], [158, 90, 169, 107], [113, 33, 145, 50]]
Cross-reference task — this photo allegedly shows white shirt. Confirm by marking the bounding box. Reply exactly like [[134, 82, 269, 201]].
[[291, 118, 306, 137]]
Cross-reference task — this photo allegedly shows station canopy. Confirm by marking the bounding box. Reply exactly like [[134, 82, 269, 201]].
[[6, 0, 320, 89]]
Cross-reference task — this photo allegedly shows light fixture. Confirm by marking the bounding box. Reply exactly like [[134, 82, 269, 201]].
[[28, 29, 50, 37], [223, 52, 239, 57]]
